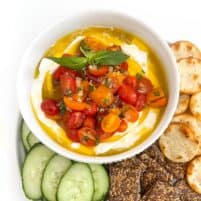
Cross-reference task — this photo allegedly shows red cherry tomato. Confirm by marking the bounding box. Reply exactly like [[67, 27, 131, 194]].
[[60, 73, 76, 95], [53, 66, 78, 81], [117, 120, 128, 132], [135, 94, 147, 111], [137, 77, 153, 94], [123, 75, 138, 90], [66, 129, 80, 142], [66, 112, 85, 129], [118, 84, 137, 105], [84, 102, 98, 116], [41, 99, 59, 116], [78, 127, 97, 146], [97, 128, 114, 141], [120, 62, 128, 71], [83, 117, 96, 129], [88, 66, 109, 77]]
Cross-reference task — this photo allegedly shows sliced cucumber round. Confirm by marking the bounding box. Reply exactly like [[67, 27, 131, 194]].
[[89, 164, 109, 201], [57, 163, 94, 201], [42, 155, 72, 201], [22, 144, 55, 200], [27, 133, 40, 148], [21, 120, 31, 151]]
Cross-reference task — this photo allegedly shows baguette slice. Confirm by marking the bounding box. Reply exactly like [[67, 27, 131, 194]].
[[159, 123, 199, 163], [170, 40, 201, 60], [177, 57, 201, 94], [190, 92, 201, 121], [175, 94, 190, 115], [187, 156, 201, 194]]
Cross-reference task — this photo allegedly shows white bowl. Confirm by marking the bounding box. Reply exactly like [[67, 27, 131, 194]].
[[17, 10, 179, 164]]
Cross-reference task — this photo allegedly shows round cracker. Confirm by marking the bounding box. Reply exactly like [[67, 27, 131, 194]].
[[187, 156, 201, 194], [175, 94, 190, 115], [159, 123, 199, 163], [170, 40, 201, 60], [190, 92, 201, 121], [177, 57, 201, 94]]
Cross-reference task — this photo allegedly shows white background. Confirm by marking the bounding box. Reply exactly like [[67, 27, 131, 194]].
[[1, 0, 201, 200]]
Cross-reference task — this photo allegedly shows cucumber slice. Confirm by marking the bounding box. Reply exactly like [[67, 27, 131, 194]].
[[21, 120, 31, 151], [27, 133, 40, 148], [89, 164, 109, 201], [57, 163, 94, 201], [22, 144, 55, 200], [42, 155, 72, 201]]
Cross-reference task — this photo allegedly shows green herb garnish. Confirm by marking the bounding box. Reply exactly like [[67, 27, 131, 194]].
[[83, 136, 89, 142], [89, 85, 94, 92], [154, 90, 160, 96], [136, 73, 143, 80], [119, 112, 124, 118], [58, 101, 66, 115], [141, 69, 145, 74], [65, 89, 73, 97], [104, 98, 109, 104]]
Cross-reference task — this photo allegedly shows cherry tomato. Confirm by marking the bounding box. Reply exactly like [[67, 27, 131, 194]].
[[63, 97, 89, 111], [66, 112, 85, 129], [149, 97, 167, 107], [123, 106, 139, 122], [84, 102, 98, 116], [109, 77, 119, 94], [117, 120, 128, 132], [41, 99, 59, 116], [123, 75, 137, 90], [97, 128, 114, 141], [137, 77, 153, 94], [88, 66, 109, 77], [107, 45, 121, 51], [60, 73, 76, 94], [147, 88, 165, 103], [118, 84, 137, 105], [101, 113, 121, 133], [135, 94, 147, 111], [83, 116, 96, 129], [120, 62, 128, 71], [78, 127, 97, 146], [84, 37, 107, 51], [53, 66, 77, 81], [66, 129, 80, 142]]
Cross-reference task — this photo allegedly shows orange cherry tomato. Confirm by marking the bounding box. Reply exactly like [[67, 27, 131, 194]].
[[89, 85, 114, 107], [88, 66, 109, 77], [147, 88, 165, 103], [149, 97, 167, 107], [101, 113, 121, 133], [84, 37, 107, 51], [97, 128, 114, 141], [78, 127, 97, 146], [123, 107, 139, 123], [117, 120, 128, 132], [63, 97, 89, 111], [60, 73, 76, 94]]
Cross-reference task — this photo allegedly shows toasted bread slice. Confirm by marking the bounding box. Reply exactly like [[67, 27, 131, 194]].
[[177, 57, 201, 94], [187, 156, 201, 194], [175, 94, 190, 115], [159, 123, 199, 163], [170, 40, 201, 60], [190, 92, 201, 121]]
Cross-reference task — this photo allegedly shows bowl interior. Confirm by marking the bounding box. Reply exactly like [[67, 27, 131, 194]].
[[17, 10, 179, 163]]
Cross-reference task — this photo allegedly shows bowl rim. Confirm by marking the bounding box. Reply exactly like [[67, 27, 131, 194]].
[[17, 9, 179, 164]]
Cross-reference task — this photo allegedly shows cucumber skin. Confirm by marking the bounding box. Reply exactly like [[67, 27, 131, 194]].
[[21, 120, 31, 152], [27, 133, 40, 148], [22, 144, 55, 200], [56, 163, 94, 201]]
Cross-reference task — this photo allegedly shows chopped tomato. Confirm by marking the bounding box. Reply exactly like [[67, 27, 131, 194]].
[[60, 73, 76, 95], [63, 97, 89, 111], [66, 112, 85, 129], [66, 129, 80, 142], [123, 106, 139, 122], [110, 108, 121, 115], [117, 120, 128, 132], [137, 77, 153, 94], [83, 117, 96, 129], [88, 66, 109, 77], [84, 102, 98, 116], [118, 84, 137, 105], [89, 85, 114, 107], [149, 97, 167, 107], [135, 94, 147, 111], [147, 88, 165, 103], [78, 127, 97, 146], [84, 37, 107, 51], [120, 62, 128, 71], [123, 75, 137, 90], [101, 113, 121, 133], [53, 66, 77, 81], [97, 128, 114, 141], [41, 99, 59, 116]]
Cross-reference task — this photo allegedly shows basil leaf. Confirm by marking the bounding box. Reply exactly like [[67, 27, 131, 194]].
[[48, 56, 87, 70], [90, 50, 129, 65]]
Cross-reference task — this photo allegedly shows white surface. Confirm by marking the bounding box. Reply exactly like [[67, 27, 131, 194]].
[[1, 0, 201, 200]]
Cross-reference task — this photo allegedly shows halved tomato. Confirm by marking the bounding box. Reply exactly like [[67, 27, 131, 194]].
[[123, 106, 139, 123], [83, 117, 96, 129], [63, 97, 89, 111], [135, 94, 147, 111], [97, 128, 114, 141], [60, 73, 76, 95], [123, 75, 137, 90], [41, 99, 59, 116], [78, 127, 97, 146], [137, 77, 153, 94], [84, 102, 98, 116], [66, 112, 85, 129], [117, 120, 128, 132], [88, 66, 109, 77], [66, 129, 80, 142]]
